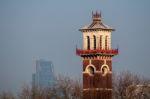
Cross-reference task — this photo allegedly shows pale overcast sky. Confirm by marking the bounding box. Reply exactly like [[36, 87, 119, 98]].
[[0, 0, 150, 92]]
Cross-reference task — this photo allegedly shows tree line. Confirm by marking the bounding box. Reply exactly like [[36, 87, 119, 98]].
[[0, 71, 150, 99]]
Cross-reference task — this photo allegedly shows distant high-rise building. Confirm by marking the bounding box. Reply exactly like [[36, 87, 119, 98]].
[[32, 59, 55, 89]]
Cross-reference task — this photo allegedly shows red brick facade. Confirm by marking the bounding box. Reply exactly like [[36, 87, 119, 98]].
[[83, 90, 112, 99], [83, 58, 112, 99]]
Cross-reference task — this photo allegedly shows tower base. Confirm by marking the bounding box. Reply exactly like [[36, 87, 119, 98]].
[[83, 89, 112, 99]]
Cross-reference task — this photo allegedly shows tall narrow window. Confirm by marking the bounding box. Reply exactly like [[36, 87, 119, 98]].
[[87, 36, 90, 50], [105, 36, 108, 49], [93, 35, 96, 49], [100, 35, 102, 49]]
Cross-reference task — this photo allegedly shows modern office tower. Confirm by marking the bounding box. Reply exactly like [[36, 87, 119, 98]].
[[32, 59, 55, 89]]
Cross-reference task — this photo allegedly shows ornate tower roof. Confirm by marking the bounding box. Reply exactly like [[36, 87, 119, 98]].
[[79, 12, 114, 32]]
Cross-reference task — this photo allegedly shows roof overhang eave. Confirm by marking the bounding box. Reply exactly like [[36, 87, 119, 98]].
[[79, 28, 115, 32]]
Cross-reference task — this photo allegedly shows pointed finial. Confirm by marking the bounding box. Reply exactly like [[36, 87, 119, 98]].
[[99, 11, 101, 18], [96, 10, 98, 16]]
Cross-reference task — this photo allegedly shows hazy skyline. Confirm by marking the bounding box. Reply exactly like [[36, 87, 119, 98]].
[[0, 0, 150, 92]]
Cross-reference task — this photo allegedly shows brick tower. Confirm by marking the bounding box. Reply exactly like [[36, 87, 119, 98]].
[[76, 12, 118, 99]]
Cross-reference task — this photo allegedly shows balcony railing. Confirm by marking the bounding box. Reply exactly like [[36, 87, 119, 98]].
[[76, 48, 118, 56]]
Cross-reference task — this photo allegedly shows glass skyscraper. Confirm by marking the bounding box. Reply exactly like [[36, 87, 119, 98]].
[[32, 59, 55, 89]]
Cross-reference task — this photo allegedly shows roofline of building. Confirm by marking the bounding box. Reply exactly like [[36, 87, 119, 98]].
[[79, 28, 115, 32]]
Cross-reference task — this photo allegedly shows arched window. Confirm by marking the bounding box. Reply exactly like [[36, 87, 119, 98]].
[[100, 35, 102, 49], [87, 66, 95, 76], [87, 36, 90, 50], [105, 36, 108, 49], [93, 35, 96, 49], [102, 66, 108, 75]]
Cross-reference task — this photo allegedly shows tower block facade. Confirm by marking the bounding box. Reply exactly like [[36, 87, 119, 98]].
[[76, 12, 118, 99]]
